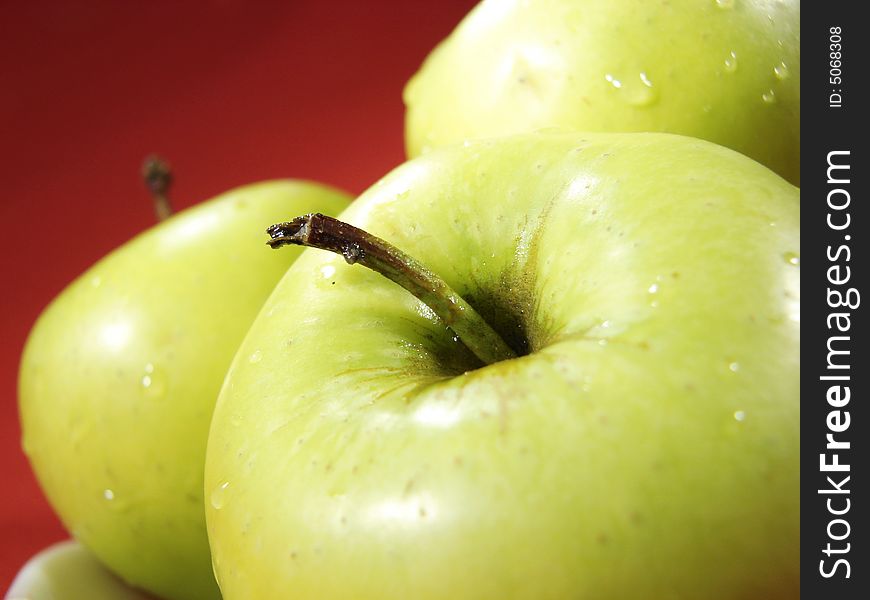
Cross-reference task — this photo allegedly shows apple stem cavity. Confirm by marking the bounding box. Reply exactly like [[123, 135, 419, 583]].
[[266, 213, 517, 366], [142, 155, 173, 222]]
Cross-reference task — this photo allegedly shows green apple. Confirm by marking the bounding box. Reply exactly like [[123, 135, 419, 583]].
[[205, 132, 799, 599], [19, 180, 350, 600], [404, 0, 800, 184]]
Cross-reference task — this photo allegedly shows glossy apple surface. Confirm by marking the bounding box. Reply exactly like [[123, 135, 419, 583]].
[[206, 133, 799, 599], [19, 181, 350, 600], [405, 0, 800, 184]]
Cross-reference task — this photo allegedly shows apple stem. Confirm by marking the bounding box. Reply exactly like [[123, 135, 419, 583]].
[[266, 213, 517, 366], [142, 155, 173, 222]]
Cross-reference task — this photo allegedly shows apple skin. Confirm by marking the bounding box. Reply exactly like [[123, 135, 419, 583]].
[[404, 0, 800, 185], [205, 133, 799, 599], [18, 180, 350, 600]]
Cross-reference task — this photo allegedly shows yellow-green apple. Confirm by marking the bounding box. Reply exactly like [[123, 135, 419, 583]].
[[205, 132, 800, 599], [19, 180, 350, 600], [404, 0, 800, 184]]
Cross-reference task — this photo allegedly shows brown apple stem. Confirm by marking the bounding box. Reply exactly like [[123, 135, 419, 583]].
[[266, 213, 517, 366], [142, 155, 173, 222]]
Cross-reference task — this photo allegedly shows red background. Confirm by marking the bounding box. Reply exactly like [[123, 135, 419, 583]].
[[0, 0, 475, 590]]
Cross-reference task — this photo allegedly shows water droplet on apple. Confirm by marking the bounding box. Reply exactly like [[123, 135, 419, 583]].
[[762, 89, 777, 104], [627, 72, 658, 106], [728, 362, 740, 372], [103, 488, 115, 501], [773, 61, 790, 80], [604, 73, 622, 89], [210, 481, 230, 510], [321, 265, 336, 279], [605, 72, 658, 106], [141, 363, 167, 399], [734, 410, 746, 421], [648, 283, 659, 294], [103, 490, 129, 509], [783, 252, 800, 266], [249, 350, 263, 364], [715, 0, 735, 10], [724, 51, 738, 73], [90, 275, 102, 288]]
